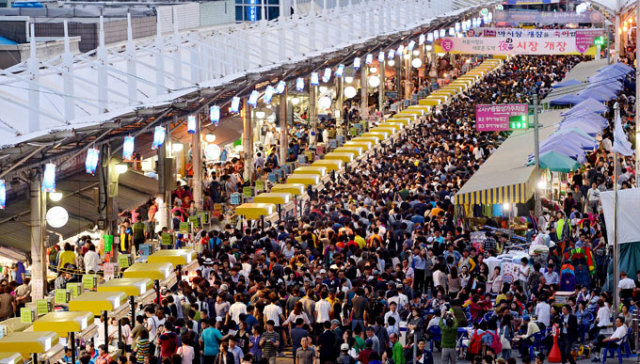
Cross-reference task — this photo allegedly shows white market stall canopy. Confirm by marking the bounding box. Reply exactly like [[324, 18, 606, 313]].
[[600, 188, 640, 245]]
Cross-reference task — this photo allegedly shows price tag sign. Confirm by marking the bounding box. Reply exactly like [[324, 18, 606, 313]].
[[31, 279, 44, 300], [36, 299, 50, 315], [179, 222, 190, 234], [66, 283, 82, 298], [230, 193, 241, 205], [103, 235, 114, 252], [188, 216, 200, 228], [83, 275, 98, 291], [103, 263, 115, 281], [243, 187, 253, 198], [119, 254, 131, 269], [200, 211, 210, 225], [20, 308, 34, 324], [256, 180, 265, 191], [161, 233, 173, 246], [329, 139, 337, 148], [55, 289, 69, 304], [268, 173, 277, 182]]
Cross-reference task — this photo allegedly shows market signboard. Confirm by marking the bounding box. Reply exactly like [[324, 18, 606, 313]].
[[575, 30, 605, 53], [494, 10, 604, 24], [467, 27, 603, 39], [440, 37, 589, 55], [476, 104, 528, 131]]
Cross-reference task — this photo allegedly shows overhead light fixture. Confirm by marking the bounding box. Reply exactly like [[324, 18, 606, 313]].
[[378, 51, 385, 63], [411, 58, 423, 68], [397, 44, 404, 54], [426, 45, 433, 51], [387, 50, 395, 59], [296, 77, 305, 91], [403, 54, 410, 60], [502, 202, 510, 211], [439, 29, 446, 38], [388, 59, 396, 67], [413, 50, 420, 56], [122, 136, 134, 162], [369, 67, 377, 74], [365, 54, 373, 65], [85, 147, 100, 174], [230, 97, 241, 113], [205, 134, 217, 143], [49, 192, 63, 202], [172, 143, 184, 152], [345, 76, 354, 84], [319, 86, 328, 93], [255, 110, 266, 119], [291, 97, 300, 105], [310, 72, 319, 86], [427, 33, 434, 43], [448, 27, 455, 36], [187, 115, 197, 134], [0, 180, 5, 210], [322, 67, 332, 83], [318, 96, 332, 110], [344, 86, 357, 99], [419, 34, 426, 45], [537, 180, 547, 189], [407, 40, 416, 51], [248, 90, 259, 107], [335, 64, 345, 78], [353, 57, 361, 69], [368, 75, 380, 87], [263, 85, 274, 104], [115, 164, 128, 174], [210, 106, 220, 126], [46, 206, 69, 228], [275, 81, 286, 94]]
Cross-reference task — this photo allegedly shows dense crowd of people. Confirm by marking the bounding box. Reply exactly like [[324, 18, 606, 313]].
[[7, 48, 639, 364]]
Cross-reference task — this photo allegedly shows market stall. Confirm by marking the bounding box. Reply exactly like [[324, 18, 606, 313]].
[[0, 332, 63, 363], [0, 352, 22, 364], [254, 192, 293, 221], [32, 311, 97, 364], [235, 203, 276, 231]]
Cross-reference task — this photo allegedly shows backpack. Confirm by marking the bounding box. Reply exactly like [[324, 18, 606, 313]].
[[487, 330, 502, 353], [560, 271, 577, 291], [469, 330, 483, 355]]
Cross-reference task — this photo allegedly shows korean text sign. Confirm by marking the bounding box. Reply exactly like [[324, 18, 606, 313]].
[[476, 104, 528, 132]]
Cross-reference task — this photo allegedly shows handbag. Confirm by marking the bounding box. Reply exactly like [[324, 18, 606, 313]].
[[499, 327, 512, 350]]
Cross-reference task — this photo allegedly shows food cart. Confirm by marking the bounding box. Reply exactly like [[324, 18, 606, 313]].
[[405, 105, 431, 114], [322, 152, 354, 164], [0, 332, 63, 363], [293, 166, 328, 177], [32, 311, 97, 364], [69, 291, 129, 351], [311, 159, 344, 172], [235, 203, 276, 232], [343, 141, 373, 152], [122, 262, 177, 299], [360, 131, 389, 141], [147, 249, 199, 273], [333, 146, 364, 158], [270, 184, 305, 218]]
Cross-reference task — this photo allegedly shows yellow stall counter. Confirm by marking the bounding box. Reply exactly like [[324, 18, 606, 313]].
[[270, 183, 305, 196], [254, 192, 292, 205], [293, 166, 328, 176], [235, 203, 276, 220], [122, 262, 173, 281], [419, 99, 440, 107], [98, 277, 154, 297], [69, 291, 129, 316], [0, 352, 22, 364], [360, 132, 389, 141], [0, 332, 61, 360], [343, 141, 373, 151], [311, 159, 343, 171], [286, 173, 321, 186], [333, 147, 364, 156], [323, 153, 354, 164], [32, 311, 95, 336], [148, 249, 197, 269]]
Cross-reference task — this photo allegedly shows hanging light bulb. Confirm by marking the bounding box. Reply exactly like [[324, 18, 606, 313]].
[[310, 72, 319, 86], [378, 51, 385, 63], [296, 77, 305, 91], [230, 97, 241, 113], [318, 96, 332, 110], [248, 90, 259, 107], [322, 67, 332, 83], [0, 180, 5, 210], [388, 59, 396, 67], [210, 105, 220, 126], [411, 58, 423, 68], [205, 134, 216, 143], [187, 115, 197, 134], [344, 86, 357, 99], [42, 163, 56, 192], [85, 147, 100, 174], [49, 192, 63, 202], [365, 54, 373, 65], [122, 136, 135, 162], [419, 34, 426, 45], [427, 33, 434, 43], [413, 50, 420, 56], [319, 86, 328, 93], [345, 76, 354, 84], [353, 57, 361, 69], [426, 45, 433, 51], [335, 64, 345, 78], [275, 80, 286, 94], [369, 67, 378, 74], [368, 75, 380, 87]]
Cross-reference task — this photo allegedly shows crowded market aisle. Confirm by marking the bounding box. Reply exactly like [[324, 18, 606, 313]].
[[8, 52, 637, 364]]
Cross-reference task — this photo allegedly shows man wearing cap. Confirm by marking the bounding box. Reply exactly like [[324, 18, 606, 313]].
[[337, 343, 355, 364], [514, 315, 540, 357]]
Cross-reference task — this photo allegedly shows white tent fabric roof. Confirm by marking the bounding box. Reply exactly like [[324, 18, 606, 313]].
[[601, 188, 640, 245]]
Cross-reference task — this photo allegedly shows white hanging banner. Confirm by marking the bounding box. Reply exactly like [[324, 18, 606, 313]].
[[600, 188, 640, 245], [466, 27, 604, 39], [440, 37, 592, 55]]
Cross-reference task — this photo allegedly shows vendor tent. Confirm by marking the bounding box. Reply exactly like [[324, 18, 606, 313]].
[[549, 94, 584, 106], [525, 151, 580, 172], [562, 98, 607, 117], [552, 79, 582, 88]]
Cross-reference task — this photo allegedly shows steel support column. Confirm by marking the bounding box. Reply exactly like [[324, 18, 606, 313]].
[[279, 90, 289, 164], [242, 99, 253, 182], [193, 115, 203, 210], [30, 169, 46, 299]]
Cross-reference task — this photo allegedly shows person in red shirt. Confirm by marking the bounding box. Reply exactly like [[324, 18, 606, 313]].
[[158, 322, 178, 360]]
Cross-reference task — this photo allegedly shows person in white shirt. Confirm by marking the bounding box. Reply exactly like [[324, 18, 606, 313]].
[[592, 317, 628, 361], [534, 300, 551, 327], [83, 243, 102, 274], [314, 292, 332, 332], [263, 298, 284, 327], [229, 294, 248, 324], [383, 302, 401, 333], [618, 271, 636, 301]]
